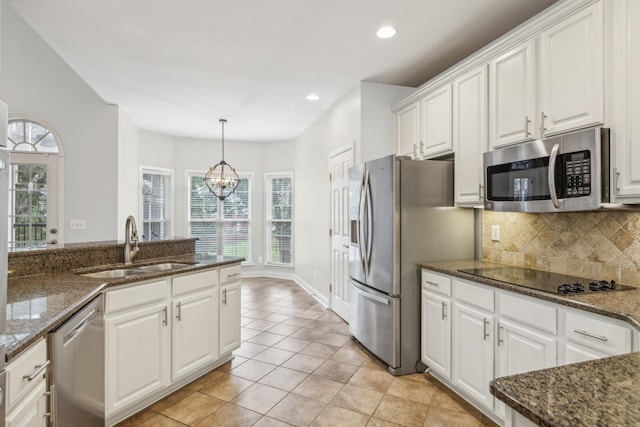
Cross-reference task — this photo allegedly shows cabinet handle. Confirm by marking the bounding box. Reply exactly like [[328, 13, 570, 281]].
[[483, 318, 490, 340], [223, 289, 228, 305], [43, 384, 55, 421], [23, 360, 50, 381], [441, 301, 447, 320], [540, 111, 547, 136], [613, 168, 620, 193], [162, 306, 168, 326], [419, 141, 425, 159], [413, 143, 418, 160], [424, 280, 439, 287], [497, 324, 504, 346], [574, 329, 608, 342], [479, 183, 484, 201], [176, 302, 182, 321], [524, 116, 531, 136], [227, 272, 240, 278]]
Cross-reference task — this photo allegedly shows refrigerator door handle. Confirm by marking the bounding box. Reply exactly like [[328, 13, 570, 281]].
[[358, 170, 367, 275], [364, 170, 373, 273], [351, 282, 390, 305]]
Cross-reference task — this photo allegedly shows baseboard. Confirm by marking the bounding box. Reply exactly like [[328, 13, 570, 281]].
[[293, 274, 329, 308]]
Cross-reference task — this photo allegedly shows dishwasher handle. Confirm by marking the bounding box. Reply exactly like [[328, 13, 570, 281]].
[[63, 308, 99, 345]]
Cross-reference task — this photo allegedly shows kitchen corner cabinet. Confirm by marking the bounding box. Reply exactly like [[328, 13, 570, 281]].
[[394, 100, 420, 158], [420, 84, 453, 159], [421, 271, 452, 379], [608, 0, 640, 201], [539, 2, 603, 136], [489, 39, 537, 148], [105, 279, 171, 415], [172, 270, 219, 381], [453, 65, 488, 206], [219, 265, 242, 354]]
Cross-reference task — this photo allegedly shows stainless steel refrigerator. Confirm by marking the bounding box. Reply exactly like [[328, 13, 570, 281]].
[[0, 100, 9, 424], [348, 154, 474, 375]]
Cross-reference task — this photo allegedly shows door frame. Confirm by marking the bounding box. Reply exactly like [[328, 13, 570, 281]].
[[328, 142, 354, 319]]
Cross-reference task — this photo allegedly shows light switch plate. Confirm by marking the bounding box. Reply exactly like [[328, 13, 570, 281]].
[[70, 219, 86, 230], [491, 225, 500, 241]]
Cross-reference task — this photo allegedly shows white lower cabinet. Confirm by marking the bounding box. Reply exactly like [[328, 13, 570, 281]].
[[421, 269, 636, 424], [105, 280, 171, 415], [5, 339, 49, 427], [105, 264, 241, 422], [452, 300, 495, 411], [219, 279, 241, 355], [6, 381, 47, 427], [421, 289, 451, 379]]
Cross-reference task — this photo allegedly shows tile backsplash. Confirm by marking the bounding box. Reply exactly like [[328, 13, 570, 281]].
[[482, 210, 640, 287]]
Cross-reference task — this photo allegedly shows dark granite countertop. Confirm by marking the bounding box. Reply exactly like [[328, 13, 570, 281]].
[[421, 260, 640, 427], [1, 254, 242, 361], [420, 260, 640, 330], [490, 353, 640, 427]]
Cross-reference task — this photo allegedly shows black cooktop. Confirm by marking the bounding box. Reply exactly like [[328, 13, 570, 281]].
[[458, 266, 635, 295]]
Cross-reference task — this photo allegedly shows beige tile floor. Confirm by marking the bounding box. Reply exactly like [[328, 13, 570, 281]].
[[118, 277, 499, 427]]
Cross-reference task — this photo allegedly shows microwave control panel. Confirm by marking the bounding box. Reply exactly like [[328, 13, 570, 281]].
[[562, 150, 591, 197]]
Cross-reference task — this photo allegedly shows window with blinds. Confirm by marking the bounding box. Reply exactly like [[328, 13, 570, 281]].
[[140, 169, 172, 240], [187, 172, 251, 263], [266, 173, 293, 267]]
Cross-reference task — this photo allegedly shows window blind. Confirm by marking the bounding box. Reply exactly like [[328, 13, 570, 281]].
[[141, 171, 171, 240], [266, 174, 293, 266]]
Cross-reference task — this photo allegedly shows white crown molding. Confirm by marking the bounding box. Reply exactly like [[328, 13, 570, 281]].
[[392, 0, 599, 111]]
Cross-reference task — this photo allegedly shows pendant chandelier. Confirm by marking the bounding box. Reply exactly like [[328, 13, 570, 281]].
[[204, 119, 240, 201]]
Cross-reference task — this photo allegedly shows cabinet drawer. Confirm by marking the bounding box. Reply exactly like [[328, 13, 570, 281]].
[[173, 269, 218, 296], [454, 279, 494, 312], [565, 310, 632, 356], [6, 338, 47, 413], [422, 270, 452, 296], [499, 292, 557, 335], [220, 264, 241, 284], [106, 279, 169, 313]]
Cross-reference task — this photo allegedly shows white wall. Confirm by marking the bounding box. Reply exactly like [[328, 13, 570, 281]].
[[292, 81, 416, 304], [117, 109, 140, 238], [0, 1, 120, 243]]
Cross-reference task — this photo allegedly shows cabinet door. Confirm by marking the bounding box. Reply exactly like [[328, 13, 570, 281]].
[[489, 39, 537, 148], [106, 300, 170, 415], [540, 2, 603, 136], [609, 0, 640, 201], [496, 318, 556, 377], [173, 289, 219, 381], [452, 301, 494, 410], [564, 342, 609, 364], [453, 65, 488, 206], [219, 281, 242, 355], [421, 290, 451, 379], [420, 85, 453, 158], [6, 380, 47, 427], [394, 101, 419, 157]]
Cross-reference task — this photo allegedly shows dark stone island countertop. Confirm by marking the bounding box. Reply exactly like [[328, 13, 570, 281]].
[[1, 253, 243, 361], [420, 260, 640, 427]]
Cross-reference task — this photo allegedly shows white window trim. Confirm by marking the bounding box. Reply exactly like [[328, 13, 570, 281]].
[[139, 165, 174, 239], [265, 172, 294, 268], [185, 169, 253, 265]]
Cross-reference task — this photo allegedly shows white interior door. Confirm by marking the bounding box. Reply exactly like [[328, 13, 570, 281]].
[[329, 147, 353, 321], [8, 152, 59, 249]]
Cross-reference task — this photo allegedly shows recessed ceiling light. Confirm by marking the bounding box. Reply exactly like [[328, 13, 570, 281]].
[[306, 93, 320, 101], [376, 26, 397, 39]]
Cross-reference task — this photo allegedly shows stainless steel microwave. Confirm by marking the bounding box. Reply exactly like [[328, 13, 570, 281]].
[[483, 127, 610, 212]]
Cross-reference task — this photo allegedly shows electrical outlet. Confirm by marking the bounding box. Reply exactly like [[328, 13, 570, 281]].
[[491, 224, 500, 242], [70, 219, 86, 230]]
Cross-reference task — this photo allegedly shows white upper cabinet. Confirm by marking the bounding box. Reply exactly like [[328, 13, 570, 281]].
[[454, 65, 488, 206], [420, 84, 453, 158], [394, 101, 420, 158], [489, 40, 537, 148], [540, 2, 603, 136], [608, 0, 640, 201]]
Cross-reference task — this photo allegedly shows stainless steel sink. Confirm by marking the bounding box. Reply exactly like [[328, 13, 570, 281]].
[[81, 268, 141, 279], [135, 263, 191, 272], [80, 262, 192, 279]]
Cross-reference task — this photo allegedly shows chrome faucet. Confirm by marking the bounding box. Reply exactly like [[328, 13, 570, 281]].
[[124, 215, 139, 265]]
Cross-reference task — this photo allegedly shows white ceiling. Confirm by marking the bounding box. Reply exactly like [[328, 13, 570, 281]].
[[9, 0, 558, 142]]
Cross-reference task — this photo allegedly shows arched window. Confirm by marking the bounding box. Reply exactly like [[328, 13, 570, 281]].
[[7, 118, 62, 249]]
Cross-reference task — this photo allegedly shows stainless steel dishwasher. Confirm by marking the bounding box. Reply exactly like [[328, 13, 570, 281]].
[[47, 294, 104, 426]]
